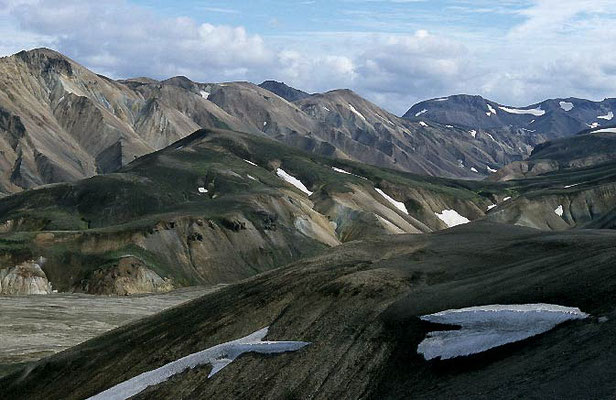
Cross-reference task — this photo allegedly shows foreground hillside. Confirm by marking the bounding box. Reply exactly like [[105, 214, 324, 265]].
[[0, 127, 503, 295], [3, 222, 615, 399]]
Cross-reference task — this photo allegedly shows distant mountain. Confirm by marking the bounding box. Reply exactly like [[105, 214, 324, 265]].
[[0, 48, 535, 194], [490, 126, 616, 181], [258, 80, 311, 102], [404, 94, 616, 137], [4, 48, 616, 195]]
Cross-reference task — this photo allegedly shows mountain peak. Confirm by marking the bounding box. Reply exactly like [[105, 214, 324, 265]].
[[258, 80, 310, 102]]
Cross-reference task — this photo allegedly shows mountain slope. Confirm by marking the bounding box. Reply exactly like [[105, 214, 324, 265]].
[[3, 222, 616, 399], [491, 127, 616, 181], [0, 126, 504, 294], [403, 95, 616, 163]]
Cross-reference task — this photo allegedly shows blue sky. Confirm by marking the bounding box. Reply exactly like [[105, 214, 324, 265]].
[[0, 0, 615, 114]]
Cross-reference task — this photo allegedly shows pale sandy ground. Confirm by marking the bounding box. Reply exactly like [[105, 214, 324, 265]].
[[0, 286, 223, 374]]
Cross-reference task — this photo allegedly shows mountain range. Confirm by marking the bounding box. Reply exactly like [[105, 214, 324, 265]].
[[5, 48, 616, 196]]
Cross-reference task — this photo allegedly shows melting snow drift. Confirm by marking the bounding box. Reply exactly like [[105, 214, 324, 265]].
[[87, 327, 310, 400], [555, 205, 564, 217], [332, 167, 351, 175], [417, 304, 588, 360], [348, 104, 367, 122], [598, 111, 614, 121], [276, 168, 313, 196], [200, 91, 210, 100], [415, 109, 428, 117], [435, 209, 470, 227], [376, 188, 408, 215], [499, 106, 545, 117], [559, 101, 574, 111]]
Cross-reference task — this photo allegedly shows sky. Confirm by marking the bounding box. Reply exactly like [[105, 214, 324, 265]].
[[0, 0, 615, 114]]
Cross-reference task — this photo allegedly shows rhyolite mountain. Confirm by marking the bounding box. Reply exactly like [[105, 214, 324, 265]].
[[3, 222, 616, 399], [0, 126, 505, 295], [0, 48, 565, 195]]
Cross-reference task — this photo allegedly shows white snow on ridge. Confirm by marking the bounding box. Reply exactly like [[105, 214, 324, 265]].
[[499, 106, 545, 117], [415, 109, 428, 117], [87, 327, 309, 400], [200, 90, 210, 100], [276, 168, 313, 196], [433, 97, 449, 102], [435, 209, 470, 227], [554, 205, 564, 217], [376, 188, 408, 215], [591, 128, 616, 134], [559, 101, 574, 111], [417, 304, 588, 361], [598, 111, 614, 121], [348, 104, 367, 122]]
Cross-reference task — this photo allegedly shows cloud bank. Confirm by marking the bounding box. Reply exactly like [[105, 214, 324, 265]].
[[1, 0, 615, 114]]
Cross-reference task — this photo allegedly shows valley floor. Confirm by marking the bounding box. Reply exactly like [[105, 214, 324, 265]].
[[0, 286, 223, 377]]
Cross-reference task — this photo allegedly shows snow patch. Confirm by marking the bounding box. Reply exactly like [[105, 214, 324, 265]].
[[375, 188, 408, 215], [332, 167, 351, 175], [433, 97, 448, 102], [243, 159, 258, 167], [499, 106, 545, 116], [276, 168, 313, 196], [435, 209, 470, 227], [322, 106, 330, 112], [598, 111, 614, 121], [591, 127, 616, 134], [247, 174, 257, 181], [470, 167, 478, 173], [559, 101, 574, 111], [445, 125, 454, 128], [486, 104, 497, 116], [487, 204, 497, 211], [417, 304, 588, 361], [200, 91, 210, 100], [198, 187, 208, 194], [87, 327, 309, 400], [419, 121, 428, 127], [263, 121, 268, 126], [564, 183, 580, 188], [415, 109, 428, 117], [348, 104, 367, 122], [469, 130, 477, 138], [589, 122, 600, 128], [487, 166, 497, 173], [503, 196, 511, 201], [554, 205, 564, 217]]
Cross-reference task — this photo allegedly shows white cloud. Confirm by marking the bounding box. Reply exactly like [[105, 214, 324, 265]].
[[0, 0, 615, 115]]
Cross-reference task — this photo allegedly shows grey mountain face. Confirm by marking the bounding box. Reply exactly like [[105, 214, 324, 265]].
[[258, 80, 311, 102]]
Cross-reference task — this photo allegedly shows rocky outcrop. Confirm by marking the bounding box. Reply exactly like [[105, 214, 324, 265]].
[[0, 259, 52, 295], [79, 256, 173, 296]]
